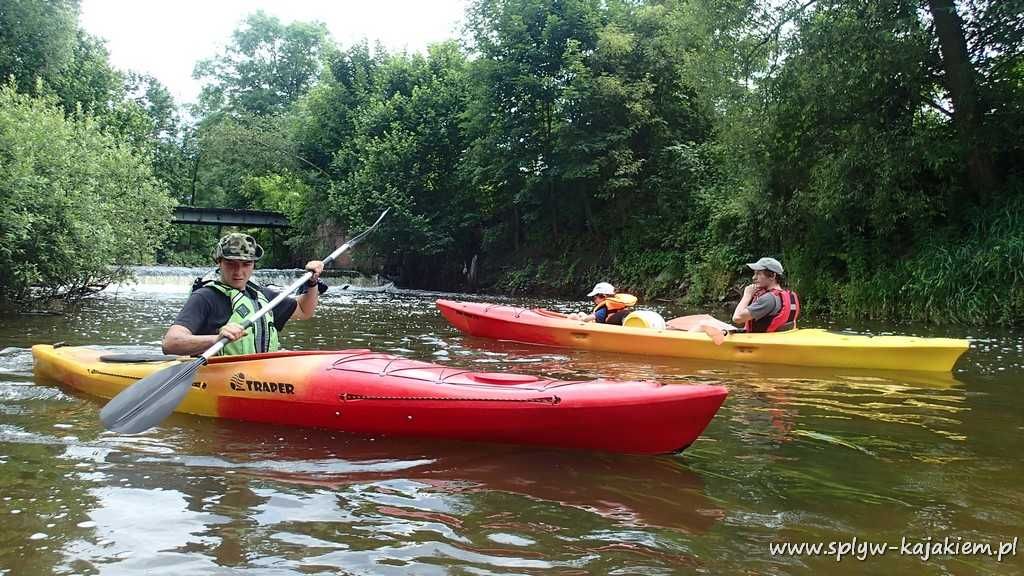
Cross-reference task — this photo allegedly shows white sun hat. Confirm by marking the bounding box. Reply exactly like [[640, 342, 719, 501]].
[[586, 282, 616, 297]]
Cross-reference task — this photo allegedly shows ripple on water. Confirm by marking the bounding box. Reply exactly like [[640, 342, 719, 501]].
[[0, 381, 71, 404], [0, 347, 37, 377], [487, 532, 536, 546], [1, 283, 1020, 576], [133, 453, 437, 476], [719, 369, 971, 448]]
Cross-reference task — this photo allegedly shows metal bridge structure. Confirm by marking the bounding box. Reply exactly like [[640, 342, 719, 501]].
[[172, 206, 289, 229]]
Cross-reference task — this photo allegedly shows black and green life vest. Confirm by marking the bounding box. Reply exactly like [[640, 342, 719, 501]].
[[204, 281, 281, 356]]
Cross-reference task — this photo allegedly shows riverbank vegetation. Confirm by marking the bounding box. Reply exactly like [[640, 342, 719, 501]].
[[1, 0, 1021, 322]]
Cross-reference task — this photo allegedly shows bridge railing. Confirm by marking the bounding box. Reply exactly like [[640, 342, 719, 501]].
[[172, 206, 289, 229]]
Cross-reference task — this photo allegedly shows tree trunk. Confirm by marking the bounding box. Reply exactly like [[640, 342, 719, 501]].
[[189, 149, 201, 205], [550, 180, 558, 240], [582, 184, 594, 233], [512, 205, 520, 252], [927, 0, 997, 202]]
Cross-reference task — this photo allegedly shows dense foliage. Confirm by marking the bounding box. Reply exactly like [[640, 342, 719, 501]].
[[0, 85, 174, 301], [0, 0, 177, 301], [1, 0, 1021, 322]]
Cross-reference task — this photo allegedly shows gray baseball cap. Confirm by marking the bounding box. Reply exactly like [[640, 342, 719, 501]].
[[747, 257, 784, 274]]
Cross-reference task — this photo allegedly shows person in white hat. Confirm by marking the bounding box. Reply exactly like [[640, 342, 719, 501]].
[[731, 257, 800, 333], [568, 282, 637, 325]]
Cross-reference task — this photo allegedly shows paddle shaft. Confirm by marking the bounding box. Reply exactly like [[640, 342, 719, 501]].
[[201, 208, 390, 360]]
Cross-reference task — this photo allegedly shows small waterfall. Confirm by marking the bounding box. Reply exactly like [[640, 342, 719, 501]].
[[108, 266, 394, 294]]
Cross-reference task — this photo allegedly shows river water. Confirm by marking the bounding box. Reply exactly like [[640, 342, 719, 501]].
[[0, 269, 1021, 575]]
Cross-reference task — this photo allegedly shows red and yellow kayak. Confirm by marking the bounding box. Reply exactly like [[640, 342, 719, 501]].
[[436, 300, 970, 372], [31, 344, 727, 455]]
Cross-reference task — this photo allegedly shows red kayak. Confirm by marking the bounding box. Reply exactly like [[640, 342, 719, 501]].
[[33, 345, 727, 455]]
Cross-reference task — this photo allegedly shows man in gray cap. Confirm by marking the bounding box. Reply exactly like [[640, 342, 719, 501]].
[[162, 232, 325, 356], [731, 257, 800, 333]]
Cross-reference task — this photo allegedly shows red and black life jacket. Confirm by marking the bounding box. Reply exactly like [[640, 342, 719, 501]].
[[744, 288, 800, 333]]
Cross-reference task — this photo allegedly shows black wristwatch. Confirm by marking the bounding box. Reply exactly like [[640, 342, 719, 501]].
[[300, 278, 329, 295]]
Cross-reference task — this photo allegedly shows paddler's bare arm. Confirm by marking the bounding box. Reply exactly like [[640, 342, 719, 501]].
[[291, 260, 324, 321], [732, 284, 757, 325], [162, 323, 245, 356]]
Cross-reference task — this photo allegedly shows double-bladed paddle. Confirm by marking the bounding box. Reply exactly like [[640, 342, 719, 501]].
[[99, 208, 390, 433]]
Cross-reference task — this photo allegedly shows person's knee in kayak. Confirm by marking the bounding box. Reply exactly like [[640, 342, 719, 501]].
[[161, 233, 326, 356], [731, 257, 800, 333], [568, 282, 637, 325]]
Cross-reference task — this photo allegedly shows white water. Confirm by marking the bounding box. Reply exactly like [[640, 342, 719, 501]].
[[107, 266, 395, 294]]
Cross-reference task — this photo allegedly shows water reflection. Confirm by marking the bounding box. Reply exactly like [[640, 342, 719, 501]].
[[39, 423, 717, 574], [1, 278, 1022, 575], [453, 336, 971, 450], [197, 424, 722, 534]]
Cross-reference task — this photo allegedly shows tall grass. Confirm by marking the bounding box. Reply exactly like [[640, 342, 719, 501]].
[[833, 197, 1024, 324]]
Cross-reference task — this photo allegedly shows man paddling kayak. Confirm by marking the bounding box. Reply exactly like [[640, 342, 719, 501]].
[[731, 257, 800, 333], [162, 233, 325, 356]]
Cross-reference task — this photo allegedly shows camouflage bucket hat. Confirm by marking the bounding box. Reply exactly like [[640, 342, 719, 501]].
[[213, 233, 264, 262]]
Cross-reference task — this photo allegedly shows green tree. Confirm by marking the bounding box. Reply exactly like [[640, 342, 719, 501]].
[[50, 28, 123, 113], [0, 0, 79, 97], [293, 42, 384, 174], [194, 11, 330, 118], [324, 42, 477, 284], [0, 84, 175, 302], [460, 0, 718, 293], [463, 0, 604, 247], [680, 0, 1024, 320], [163, 0, 1023, 322], [124, 72, 190, 198], [192, 114, 301, 209], [185, 12, 333, 265], [0, 0, 123, 115]]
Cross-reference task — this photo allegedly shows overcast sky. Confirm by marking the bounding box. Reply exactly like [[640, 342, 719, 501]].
[[79, 0, 469, 106]]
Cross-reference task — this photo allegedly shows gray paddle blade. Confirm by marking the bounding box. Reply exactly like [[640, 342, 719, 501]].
[[99, 360, 202, 433]]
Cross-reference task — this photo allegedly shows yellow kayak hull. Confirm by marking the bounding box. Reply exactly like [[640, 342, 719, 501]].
[[436, 300, 970, 372]]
